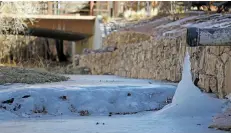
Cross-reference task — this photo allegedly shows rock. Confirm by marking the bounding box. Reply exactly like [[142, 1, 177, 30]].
[[33, 106, 47, 114], [106, 46, 117, 52], [79, 110, 90, 116], [209, 77, 218, 93], [205, 53, 217, 75], [197, 74, 210, 92], [225, 58, 231, 95], [82, 46, 117, 56], [2, 98, 14, 104], [13, 104, 21, 111], [216, 59, 225, 98], [22, 95, 31, 98], [199, 48, 205, 70], [69, 104, 77, 112], [221, 53, 229, 63], [139, 68, 149, 79], [166, 97, 172, 104], [59, 96, 67, 100], [103, 72, 113, 75], [83, 48, 91, 54], [209, 109, 231, 131], [127, 93, 131, 96], [209, 47, 220, 56]]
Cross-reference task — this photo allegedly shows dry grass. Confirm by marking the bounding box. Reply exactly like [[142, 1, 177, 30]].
[[103, 31, 152, 48], [0, 2, 40, 34], [0, 66, 69, 85], [7, 57, 91, 75], [0, 2, 40, 61]]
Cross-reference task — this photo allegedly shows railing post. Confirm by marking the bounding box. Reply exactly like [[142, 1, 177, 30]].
[[90, 1, 94, 15], [48, 1, 53, 15], [113, 1, 118, 17]]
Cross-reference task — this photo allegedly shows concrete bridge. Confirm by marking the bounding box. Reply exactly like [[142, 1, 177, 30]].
[[3, 14, 96, 41], [0, 14, 102, 66]]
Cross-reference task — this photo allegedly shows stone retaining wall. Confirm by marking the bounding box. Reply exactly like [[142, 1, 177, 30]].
[[79, 31, 231, 98]]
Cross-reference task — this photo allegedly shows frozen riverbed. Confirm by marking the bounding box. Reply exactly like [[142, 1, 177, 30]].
[[0, 59, 228, 133]]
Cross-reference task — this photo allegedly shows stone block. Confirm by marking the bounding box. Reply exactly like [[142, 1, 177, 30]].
[[205, 53, 217, 75], [225, 58, 231, 95], [221, 52, 229, 64], [198, 74, 210, 92]]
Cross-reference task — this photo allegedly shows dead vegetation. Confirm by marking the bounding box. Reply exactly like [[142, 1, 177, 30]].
[[79, 110, 90, 116], [103, 31, 152, 48], [0, 2, 40, 61], [33, 106, 47, 114], [0, 2, 40, 59], [0, 66, 69, 85], [0, 2, 67, 84]]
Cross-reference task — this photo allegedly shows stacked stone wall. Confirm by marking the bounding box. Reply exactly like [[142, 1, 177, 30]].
[[80, 32, 231, 98]]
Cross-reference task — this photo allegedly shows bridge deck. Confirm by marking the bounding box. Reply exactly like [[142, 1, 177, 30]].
[[1, 14, 99, 64], [0, 14, 96, 20], [1, 14, 96, 41]]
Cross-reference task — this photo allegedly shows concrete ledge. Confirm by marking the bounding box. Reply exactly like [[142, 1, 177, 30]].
[[187, 27, 231, 47]]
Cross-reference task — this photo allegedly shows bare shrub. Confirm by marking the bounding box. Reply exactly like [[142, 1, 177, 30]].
[[0, 2, 40, 34], [0, 2, 40, 62]]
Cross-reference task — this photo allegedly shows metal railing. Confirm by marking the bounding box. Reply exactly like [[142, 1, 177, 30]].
[[38, 1, 112, 16]]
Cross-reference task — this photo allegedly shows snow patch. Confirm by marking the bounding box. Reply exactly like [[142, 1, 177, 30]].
[[0, 76, 176, 118]]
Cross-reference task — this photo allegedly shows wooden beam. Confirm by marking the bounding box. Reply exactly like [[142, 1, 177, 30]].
[[187, 27, 231, 47]]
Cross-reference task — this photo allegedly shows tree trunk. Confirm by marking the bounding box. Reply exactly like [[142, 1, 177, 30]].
[[45, 38, 51, 60], [55, 39, 67, 62]]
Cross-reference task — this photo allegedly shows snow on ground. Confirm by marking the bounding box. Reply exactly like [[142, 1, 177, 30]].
[[0, 75, 176, 118], [0, 53, 228, 133]]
